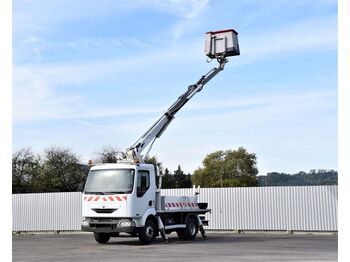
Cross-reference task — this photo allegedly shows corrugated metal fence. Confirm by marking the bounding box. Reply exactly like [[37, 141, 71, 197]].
[[12, 186, 337, 232], [13, 192, 82, 231], [162, 186, 338, 231]]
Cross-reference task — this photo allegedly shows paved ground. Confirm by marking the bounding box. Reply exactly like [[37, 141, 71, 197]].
[[13, 232, 337, 262]]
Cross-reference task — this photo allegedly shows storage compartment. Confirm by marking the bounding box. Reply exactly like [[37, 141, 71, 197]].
[[161, 196, 199, 210], [205, 29, 240, 58], [198, 202, 208, 209]]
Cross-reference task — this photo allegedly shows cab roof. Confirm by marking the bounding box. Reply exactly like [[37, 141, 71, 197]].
[[90, 163, 154, 171]]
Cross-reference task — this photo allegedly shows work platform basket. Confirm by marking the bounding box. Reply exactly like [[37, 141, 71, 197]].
[[204, 29, 240, 59]]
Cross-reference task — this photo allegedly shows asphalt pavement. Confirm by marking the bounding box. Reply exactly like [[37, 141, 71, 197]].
[[12, 232, 337, 262]]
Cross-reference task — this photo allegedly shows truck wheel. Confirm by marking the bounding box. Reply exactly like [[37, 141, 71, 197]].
[[94, 232, 110, 244], [138, 219, 157, 245], [183, 217, 198, 240], [176, 229, 186, 240]]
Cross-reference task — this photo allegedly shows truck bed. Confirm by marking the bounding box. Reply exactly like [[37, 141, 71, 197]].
[[156, 208, 211, 214]]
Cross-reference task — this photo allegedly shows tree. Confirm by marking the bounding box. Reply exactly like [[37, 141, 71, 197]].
[[12, 148, 41, 193], [12, 146, 88, 193], [144, 156, 163, 174], [173, 165, 192, 188], [94, 145, 125, 163], [258, 170, 338, 186], [40, 146, 88, 192], [192, 147, 258, 187], [161, 168, 175, 189], [144, 155, 163, 187]]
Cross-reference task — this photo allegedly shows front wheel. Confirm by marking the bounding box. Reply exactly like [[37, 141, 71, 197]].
[[94, 232, 111, 244], [138, 219, 157, 245]]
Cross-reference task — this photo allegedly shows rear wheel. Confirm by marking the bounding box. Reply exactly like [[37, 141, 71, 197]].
[[176, 229, 186, 240], [178, 217, 198, 240], [94, 232, 111, 244], [138, 219, 157, 245]]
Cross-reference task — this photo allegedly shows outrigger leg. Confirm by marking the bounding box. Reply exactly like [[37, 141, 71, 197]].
[[196, 215, 207, 239], [156, 216, 168, 244]]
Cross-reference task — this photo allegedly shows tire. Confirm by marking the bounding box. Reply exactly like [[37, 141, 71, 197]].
[[176, 229, 186, 240], [138, 219, 157, 245], [179, 217, 198, 240], [94, 232, 111, 244]]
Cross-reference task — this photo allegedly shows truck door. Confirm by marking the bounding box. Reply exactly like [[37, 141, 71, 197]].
[[136, 170, 155, 217]]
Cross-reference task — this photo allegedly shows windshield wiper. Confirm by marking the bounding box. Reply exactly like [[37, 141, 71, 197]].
[[84, 192, 105, 195]]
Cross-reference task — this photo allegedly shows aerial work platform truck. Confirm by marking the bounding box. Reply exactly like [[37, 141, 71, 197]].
[[81, 29, 240, 244]]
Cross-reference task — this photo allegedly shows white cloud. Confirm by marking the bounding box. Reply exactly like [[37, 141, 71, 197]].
[[14, 86, 336, 174], [13, 58, 336, 123], [12, 0, 337, 176], [153, 89, 337, 174], [236, 15, 337, 65], [13, 0, 210, 27], [13, 1, 337, 124], [12, 37, 205, 122], [146, 0, 209, 18], [13, 12, 337, 123]]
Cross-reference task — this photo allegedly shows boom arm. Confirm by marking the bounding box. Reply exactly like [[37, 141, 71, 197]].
[[126, 59, 227, 162]]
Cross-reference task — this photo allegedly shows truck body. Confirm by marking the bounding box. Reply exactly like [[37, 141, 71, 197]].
[[81, 29, 239, 244]]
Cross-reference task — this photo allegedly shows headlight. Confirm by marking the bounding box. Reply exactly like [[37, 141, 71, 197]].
[[119, 220, 132, 227], [81, 219, 90, 227]]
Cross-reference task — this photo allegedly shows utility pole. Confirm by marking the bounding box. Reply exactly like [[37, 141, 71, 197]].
[[220, 153, 226, 188], [221, 172, 223, 188]]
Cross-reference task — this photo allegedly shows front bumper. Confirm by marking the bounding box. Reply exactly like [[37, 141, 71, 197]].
[[81, 217, 136, 233]]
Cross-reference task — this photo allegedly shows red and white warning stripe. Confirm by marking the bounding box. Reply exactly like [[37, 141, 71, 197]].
[[83, 195, 127, 202], [164, 202, 199, 209]]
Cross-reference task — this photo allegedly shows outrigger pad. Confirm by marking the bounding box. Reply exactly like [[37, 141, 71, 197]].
[[199, 225, 207, 240]]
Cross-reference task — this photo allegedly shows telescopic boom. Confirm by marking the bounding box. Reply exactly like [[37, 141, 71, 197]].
[[126, 28, 240, 163], [126, 59, 227, 162]]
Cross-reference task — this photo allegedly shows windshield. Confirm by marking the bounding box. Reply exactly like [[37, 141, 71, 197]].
[[84, 169, 135, 194]]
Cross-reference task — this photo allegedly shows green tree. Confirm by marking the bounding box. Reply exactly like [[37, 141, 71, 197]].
[[173, 165, 192, 188], [161, 168, 175, 188], [40, 146, 88, 192], [94, 145, 125, 163], [192, 147, 258, 187], [258, 170, 338, 186], [144, 155, 164, 187], [12, 148, 41, 193], [12, 146, 88, 193], [144, 156, 163, 174]]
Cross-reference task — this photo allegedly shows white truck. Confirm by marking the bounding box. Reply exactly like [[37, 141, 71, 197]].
[[81, 29, 240, 244]]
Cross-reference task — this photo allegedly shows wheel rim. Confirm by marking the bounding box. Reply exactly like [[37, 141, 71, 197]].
[[189, 222, 196, 235], [146, 225, 154, 238]]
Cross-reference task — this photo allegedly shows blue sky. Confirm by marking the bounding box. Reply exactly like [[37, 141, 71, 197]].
[[12, 0, 338, 175]]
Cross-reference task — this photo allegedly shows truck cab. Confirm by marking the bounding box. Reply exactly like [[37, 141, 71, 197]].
[[81, 163, 158, 242]]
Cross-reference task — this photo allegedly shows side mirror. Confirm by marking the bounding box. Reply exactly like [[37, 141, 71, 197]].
[[156, 166, 163, 177], [155, 166, 163, 189]]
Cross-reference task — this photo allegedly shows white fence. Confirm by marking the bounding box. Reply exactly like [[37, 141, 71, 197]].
[[13, 192, 82, 231], [162, 186, 338, 231], [12, 186, 338, 232]]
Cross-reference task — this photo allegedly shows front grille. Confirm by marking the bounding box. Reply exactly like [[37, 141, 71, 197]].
[[90, 217, 115, 222], [91, 208, 117, 214]]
